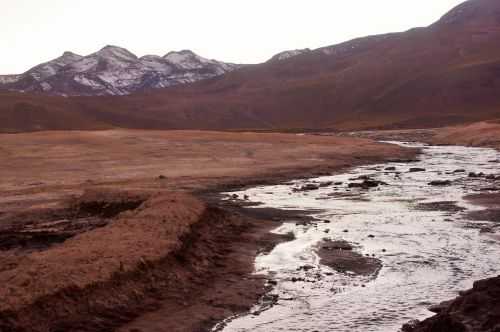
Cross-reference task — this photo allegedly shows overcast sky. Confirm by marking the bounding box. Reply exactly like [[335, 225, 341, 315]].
[[1, 0, 465, 74]]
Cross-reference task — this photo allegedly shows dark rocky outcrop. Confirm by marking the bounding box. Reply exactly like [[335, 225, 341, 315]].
[[403, 275, 500, 332]]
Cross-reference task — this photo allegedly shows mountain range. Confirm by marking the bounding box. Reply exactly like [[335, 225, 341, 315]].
[[0, 47, 241, 96], [1, 0, 500, 132]]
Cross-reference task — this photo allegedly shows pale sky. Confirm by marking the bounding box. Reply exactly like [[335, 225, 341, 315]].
[[1, 0, 465, 74]]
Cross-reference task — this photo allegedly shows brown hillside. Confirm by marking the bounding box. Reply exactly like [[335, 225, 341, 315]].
[[2, 0, 500, 132]]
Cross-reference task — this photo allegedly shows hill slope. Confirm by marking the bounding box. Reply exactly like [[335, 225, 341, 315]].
[[0, 46, 240, 96], [2, 0, 500, 132]]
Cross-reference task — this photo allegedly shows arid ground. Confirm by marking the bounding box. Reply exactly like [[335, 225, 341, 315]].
[[0, 129, 416, 332]]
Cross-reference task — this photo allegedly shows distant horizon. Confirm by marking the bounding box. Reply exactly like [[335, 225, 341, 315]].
[[1, 0, 465, 75]]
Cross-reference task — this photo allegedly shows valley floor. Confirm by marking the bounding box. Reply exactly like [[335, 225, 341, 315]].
[[1, 123, 499, 332], [0, 129, 415, 332]]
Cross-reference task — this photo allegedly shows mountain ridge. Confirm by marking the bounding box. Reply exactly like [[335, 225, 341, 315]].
[[1, 0, 500, 133], [0, 46, 242, 96]]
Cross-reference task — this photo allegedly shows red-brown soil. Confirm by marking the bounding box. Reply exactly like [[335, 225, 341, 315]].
[[0, 130, 415, 216], [432, 121, 500, 150], [0, 130, 416, 332], [2, 0, 500, 133], [0, 190, 287, 332], [346, 120, 500, 151]]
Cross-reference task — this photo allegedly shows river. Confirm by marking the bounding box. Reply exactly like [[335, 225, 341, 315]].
[[216, 142, 500, 332]]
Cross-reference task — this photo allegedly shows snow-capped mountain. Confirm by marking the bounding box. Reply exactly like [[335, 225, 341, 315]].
[[0, 46, 241, 96], [268, 48, 311, 62]]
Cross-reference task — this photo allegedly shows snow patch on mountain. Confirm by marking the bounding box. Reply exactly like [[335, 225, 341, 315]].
[[0, 46, 242, 96], [0, 75, 20, 84], [269, 48, 311, 62], [27, 52, 84, 81]]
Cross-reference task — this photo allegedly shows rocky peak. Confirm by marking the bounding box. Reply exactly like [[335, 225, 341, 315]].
[[268, 48, 311, 62], [95, 45, 138, 61], [435, 0, 500, 27]]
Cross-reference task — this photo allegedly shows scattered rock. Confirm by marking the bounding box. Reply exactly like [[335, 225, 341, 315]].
[[294, 183, 320, 192], [402, 320, 421, 332], [480, 187, 500, 192], [428, 300, 454, 314], [322, 241, 353, 251], [348, 179, 386, 189], [298, 265, 315, 271], [428, 180, 452, 186], [291, 277, 306, 283], [417, 201, 465, 212], [469, 172, 485, 178]]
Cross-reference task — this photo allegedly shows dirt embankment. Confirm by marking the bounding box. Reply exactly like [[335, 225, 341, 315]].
[[347, 121, 500, 152], [0, 190, 287, 332], [431, 121, 500, 150]]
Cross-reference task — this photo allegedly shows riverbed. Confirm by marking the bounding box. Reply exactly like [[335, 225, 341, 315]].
[[217, 142, 500, 332]]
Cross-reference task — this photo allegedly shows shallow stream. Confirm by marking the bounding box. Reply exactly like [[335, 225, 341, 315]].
[[217, 142, 500, 332]]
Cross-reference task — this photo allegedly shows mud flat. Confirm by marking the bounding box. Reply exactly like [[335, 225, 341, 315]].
[[0, 130, 415, 331], [317, 239, 382, 276]]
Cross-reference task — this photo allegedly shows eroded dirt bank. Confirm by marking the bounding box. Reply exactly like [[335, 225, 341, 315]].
[[0, 190, 288, 332]]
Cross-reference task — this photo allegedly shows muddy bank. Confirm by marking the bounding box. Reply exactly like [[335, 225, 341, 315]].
[[403, 275, 500, 332], [342, 128, 437, 143], [465, 192, 500, 223], [346, 121, 500, 152], [0, 190, 149, 252], [317, 239, 382, 276], [0, 190, 287, 332], [431, 121, 500, 151]]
